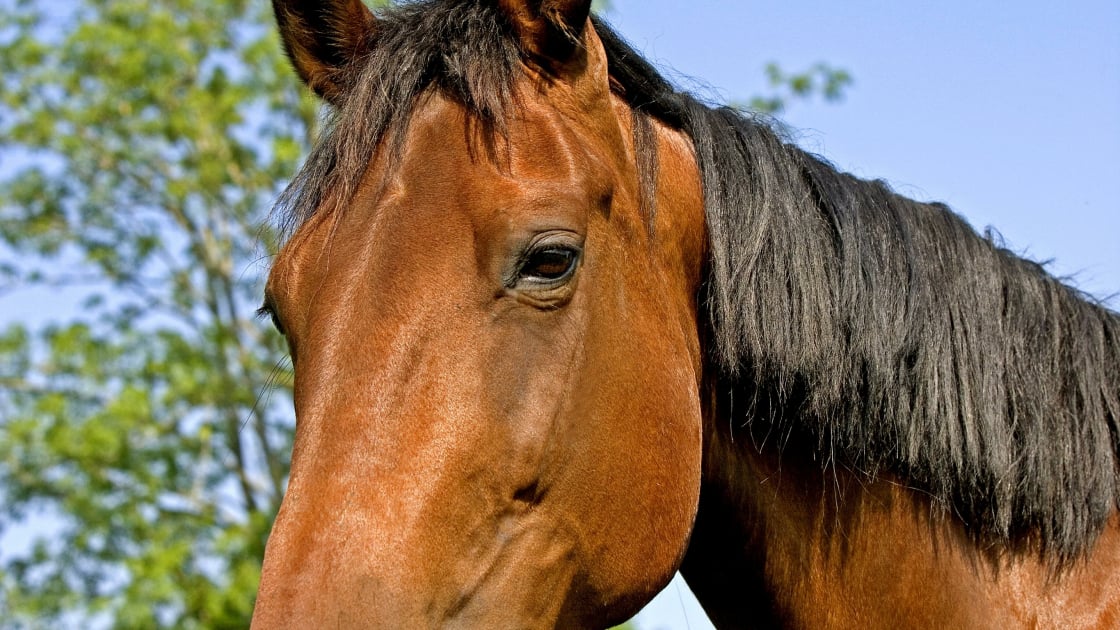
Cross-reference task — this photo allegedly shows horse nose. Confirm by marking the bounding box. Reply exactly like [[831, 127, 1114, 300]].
[[253, 511, 433, 627]]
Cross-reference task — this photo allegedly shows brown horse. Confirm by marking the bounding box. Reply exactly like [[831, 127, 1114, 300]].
[[252, 1, 1120, 627]]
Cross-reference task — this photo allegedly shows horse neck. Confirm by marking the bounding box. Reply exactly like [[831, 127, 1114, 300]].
[[685, 422, 965, 626], [681, 381, 1120, 628], [633, 87, 1002, 623]]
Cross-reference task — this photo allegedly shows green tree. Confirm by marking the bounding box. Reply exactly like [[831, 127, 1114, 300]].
[[0, 1, 846, 627], [742, 61, 853, 115], [0, 0, 321, 626]]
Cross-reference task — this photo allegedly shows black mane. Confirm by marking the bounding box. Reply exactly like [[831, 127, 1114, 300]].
[[275, 0, 1120, 561], [597, 22, 1120, 560]]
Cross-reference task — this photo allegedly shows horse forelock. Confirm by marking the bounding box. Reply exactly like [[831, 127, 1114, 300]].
[[271, 0, 1120, 563], [273, 0, 522, 240]]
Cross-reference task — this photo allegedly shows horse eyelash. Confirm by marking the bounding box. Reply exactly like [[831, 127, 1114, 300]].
[[256, 304, 285, 336]]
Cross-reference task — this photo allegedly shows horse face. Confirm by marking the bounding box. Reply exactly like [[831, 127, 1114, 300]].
[[253, 1, 705, 626]]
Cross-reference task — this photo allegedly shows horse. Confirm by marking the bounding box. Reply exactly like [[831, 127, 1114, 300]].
[[252, 1, 1120, 627]]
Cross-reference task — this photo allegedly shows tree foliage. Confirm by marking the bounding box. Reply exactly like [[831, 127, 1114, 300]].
[[742, 62, 853, 115], [0, 1, 846, 627], [0, 0, 318, 625]]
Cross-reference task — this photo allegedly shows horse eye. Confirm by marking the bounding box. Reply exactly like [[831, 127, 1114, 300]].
[[256, 304, 285, 336], [517, 246, 579, 285]]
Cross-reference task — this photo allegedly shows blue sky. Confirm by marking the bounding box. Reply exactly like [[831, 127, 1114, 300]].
[[607, 1, 1119, 627], [608, 0, 1118, 301]]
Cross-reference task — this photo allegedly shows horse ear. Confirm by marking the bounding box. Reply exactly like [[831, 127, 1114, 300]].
[[498, 0, 594, 68], [271, 0, 377, 105]]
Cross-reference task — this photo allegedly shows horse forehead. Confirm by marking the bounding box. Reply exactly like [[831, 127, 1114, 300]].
[[400, 90, 616, 192]]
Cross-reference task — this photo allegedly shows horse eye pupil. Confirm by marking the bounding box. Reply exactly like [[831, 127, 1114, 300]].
[[523, 248, 575, 281]]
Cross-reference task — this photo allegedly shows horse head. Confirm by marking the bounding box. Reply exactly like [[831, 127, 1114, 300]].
[[253, 1, 706, 626]]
